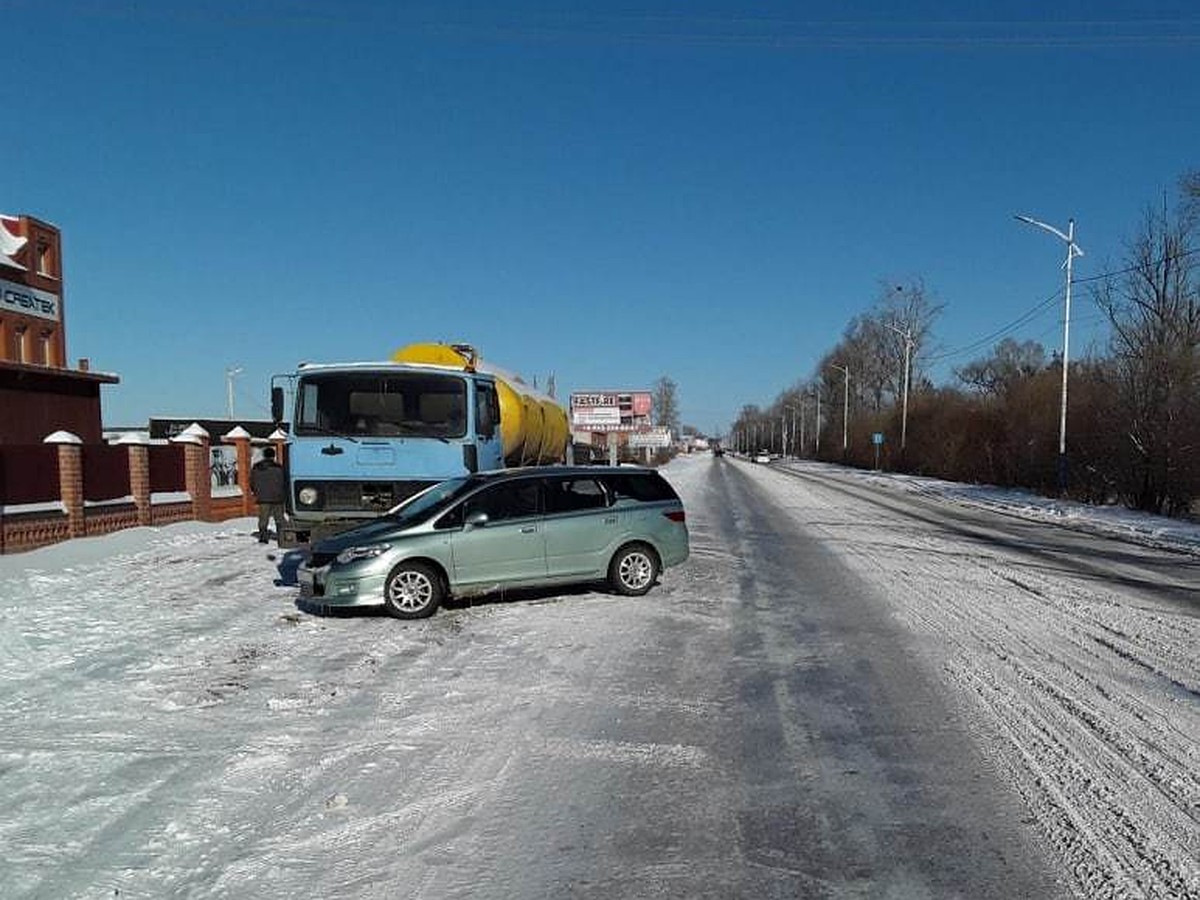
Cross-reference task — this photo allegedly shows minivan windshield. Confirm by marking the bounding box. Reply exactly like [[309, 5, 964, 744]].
[[386, 476, 476, 525]]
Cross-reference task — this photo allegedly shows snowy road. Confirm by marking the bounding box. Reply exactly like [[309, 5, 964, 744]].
[[1, 454, 1197, 898]]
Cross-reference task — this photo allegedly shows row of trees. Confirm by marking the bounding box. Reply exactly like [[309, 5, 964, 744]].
[[733, 171, 1200, 516]]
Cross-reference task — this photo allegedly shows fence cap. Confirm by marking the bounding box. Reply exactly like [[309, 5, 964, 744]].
[[178, 422, 210, 439], [114, 431, 150, 445], [222, 425, 252, 440], [268, 428, 288, 441], [43, 430, 83, 445]]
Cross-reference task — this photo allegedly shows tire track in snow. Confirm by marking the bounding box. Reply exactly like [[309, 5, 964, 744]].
[[744, 461, 1200, 900]]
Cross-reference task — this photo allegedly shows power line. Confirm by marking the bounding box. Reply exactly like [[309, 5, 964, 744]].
[[923, 288, 1062, 363], [925, 245, 1199, 364]]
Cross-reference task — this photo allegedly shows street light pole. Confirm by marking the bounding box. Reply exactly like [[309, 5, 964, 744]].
[[225, 365, 243, 419], [829, 363, 849, 453], [815, 386, 821, 457], [1015, 214, 1084, 491], [885, 322, 913, 451]]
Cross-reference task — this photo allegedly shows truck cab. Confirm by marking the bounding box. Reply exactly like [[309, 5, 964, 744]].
[[271, 361, 504, 543]]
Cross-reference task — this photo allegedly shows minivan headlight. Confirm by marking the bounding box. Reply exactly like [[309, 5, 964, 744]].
[[336, 543, 392, 565]]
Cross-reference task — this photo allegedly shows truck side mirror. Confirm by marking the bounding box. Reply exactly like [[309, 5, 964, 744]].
[[271, 387, 284, 424]]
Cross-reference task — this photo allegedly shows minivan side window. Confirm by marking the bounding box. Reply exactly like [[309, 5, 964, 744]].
[[463, 479, 541, 523], [601, 472, 679, 502], [544, 477, 607, 514]]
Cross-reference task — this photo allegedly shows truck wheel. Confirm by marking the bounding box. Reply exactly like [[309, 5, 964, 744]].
[[383, 562, 443, 619], [608, 543, 660, 596]]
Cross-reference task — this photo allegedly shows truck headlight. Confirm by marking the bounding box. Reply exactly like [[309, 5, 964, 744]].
[[336, 543, 392, 564], [298, 486, 320, 506]]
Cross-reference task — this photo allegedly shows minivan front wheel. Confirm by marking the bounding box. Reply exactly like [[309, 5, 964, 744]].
[[608, 543, 660, 596], [383, 562, 443, 619]]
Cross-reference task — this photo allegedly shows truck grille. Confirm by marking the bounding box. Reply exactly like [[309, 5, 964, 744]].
[[307, 480, 437, 513]]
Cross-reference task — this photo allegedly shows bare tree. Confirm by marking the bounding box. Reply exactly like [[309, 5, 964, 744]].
[[652, 376, 680, 438], [1094, 197, 1200, 513], [955, 338, 1048, 396], [1182, 169, 1200, 228]]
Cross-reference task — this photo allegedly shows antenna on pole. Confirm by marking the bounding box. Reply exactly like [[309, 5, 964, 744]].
[[225, 365, 244, 419]]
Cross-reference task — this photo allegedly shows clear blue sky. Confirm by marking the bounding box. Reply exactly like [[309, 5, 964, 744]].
[[3, 1, 1198, 436]]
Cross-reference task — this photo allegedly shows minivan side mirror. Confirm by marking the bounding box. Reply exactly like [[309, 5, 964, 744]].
[[465, 510, 489, 529]]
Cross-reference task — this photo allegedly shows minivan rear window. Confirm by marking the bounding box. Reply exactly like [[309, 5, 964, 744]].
[[601, 472, 679, 502]]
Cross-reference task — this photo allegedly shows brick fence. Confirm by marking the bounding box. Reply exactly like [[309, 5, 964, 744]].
[[0, 427, 287, 554]]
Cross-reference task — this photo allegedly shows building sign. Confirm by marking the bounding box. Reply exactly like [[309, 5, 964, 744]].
[[572, 406, 622, 427], [572, 393, 619, 408], [628, 427, 672, 448], [1, 277, 60, 322]]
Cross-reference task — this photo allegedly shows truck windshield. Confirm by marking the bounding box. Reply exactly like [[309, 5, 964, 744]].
[[294, 372, 468, 439]]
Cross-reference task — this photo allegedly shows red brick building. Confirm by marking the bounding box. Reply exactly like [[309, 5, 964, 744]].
[[0, 213, 118, 444]]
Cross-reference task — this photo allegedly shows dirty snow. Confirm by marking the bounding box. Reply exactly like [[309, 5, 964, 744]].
[[1, 455, 1198, 898]]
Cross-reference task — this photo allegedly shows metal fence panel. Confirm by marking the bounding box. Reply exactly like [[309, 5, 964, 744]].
[[0, 445, 60, 505], [83, 445, 131, 502], [148, 445, 186, 493]]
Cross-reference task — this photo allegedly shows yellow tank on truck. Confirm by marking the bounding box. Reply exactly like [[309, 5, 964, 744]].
[[391, 342, 568, 466]]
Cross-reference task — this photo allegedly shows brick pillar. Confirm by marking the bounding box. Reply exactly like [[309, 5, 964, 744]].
[[184, 439, 213, 522], [230, 438, 253, 515], [128, 444, 151, 525], [57, 444, 84, 538]]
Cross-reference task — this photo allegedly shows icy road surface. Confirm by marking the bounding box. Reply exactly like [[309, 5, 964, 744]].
[[1, 454, 1197, 898]]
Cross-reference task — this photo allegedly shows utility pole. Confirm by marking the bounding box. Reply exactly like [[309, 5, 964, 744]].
[[829, 363, 849, 453], [1016, 214, 1084, 492], [885, 321, 914, 451], [798, 399, 805, 457], [815, 385, 821, 457]]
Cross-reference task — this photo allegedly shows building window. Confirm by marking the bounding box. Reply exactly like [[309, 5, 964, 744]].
[[39, 330, 53, 365], [36, 240, 57, 278], [13, 325, 27, 363]]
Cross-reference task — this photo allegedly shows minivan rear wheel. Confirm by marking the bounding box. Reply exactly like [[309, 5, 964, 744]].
[[383, 561, 443, 619], [608, 543, 660, 596]]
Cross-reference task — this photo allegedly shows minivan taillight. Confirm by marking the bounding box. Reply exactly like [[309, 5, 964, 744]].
[[663, 510, 686, 523]]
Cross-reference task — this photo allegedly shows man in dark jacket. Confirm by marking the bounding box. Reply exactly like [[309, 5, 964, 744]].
[[250, 446, 287, 544]]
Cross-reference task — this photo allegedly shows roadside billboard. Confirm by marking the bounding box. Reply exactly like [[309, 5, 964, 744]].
[[570, 391, 653, 432]]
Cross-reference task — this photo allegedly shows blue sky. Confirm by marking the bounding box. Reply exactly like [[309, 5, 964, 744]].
[[3, 1, 1198, 436]]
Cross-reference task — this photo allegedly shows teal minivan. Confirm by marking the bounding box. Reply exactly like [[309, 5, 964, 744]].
[[296, 466, 689, 619]]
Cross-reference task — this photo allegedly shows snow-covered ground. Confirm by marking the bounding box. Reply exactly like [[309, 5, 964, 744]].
[[2, 455, 1197, 898], [738, 456, 1200, 899], [769, 456, 1200, 555]]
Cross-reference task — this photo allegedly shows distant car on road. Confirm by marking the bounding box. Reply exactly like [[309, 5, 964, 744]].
[[754, 450, 771, 464], [297, 466, 690, 619]]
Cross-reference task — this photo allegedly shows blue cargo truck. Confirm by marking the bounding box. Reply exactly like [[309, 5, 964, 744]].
[[269, 344, 569, 545]]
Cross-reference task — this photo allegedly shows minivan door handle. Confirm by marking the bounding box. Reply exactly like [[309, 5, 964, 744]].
[[520, 525, 537, 534], [604, 516, 618, 524]]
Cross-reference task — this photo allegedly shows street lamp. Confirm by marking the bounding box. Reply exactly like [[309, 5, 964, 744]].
[[885, 321, 914, 451], [829, 363, 849, 453], [1015, 213, 1084, 491], [225, 365, 244, 419]]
